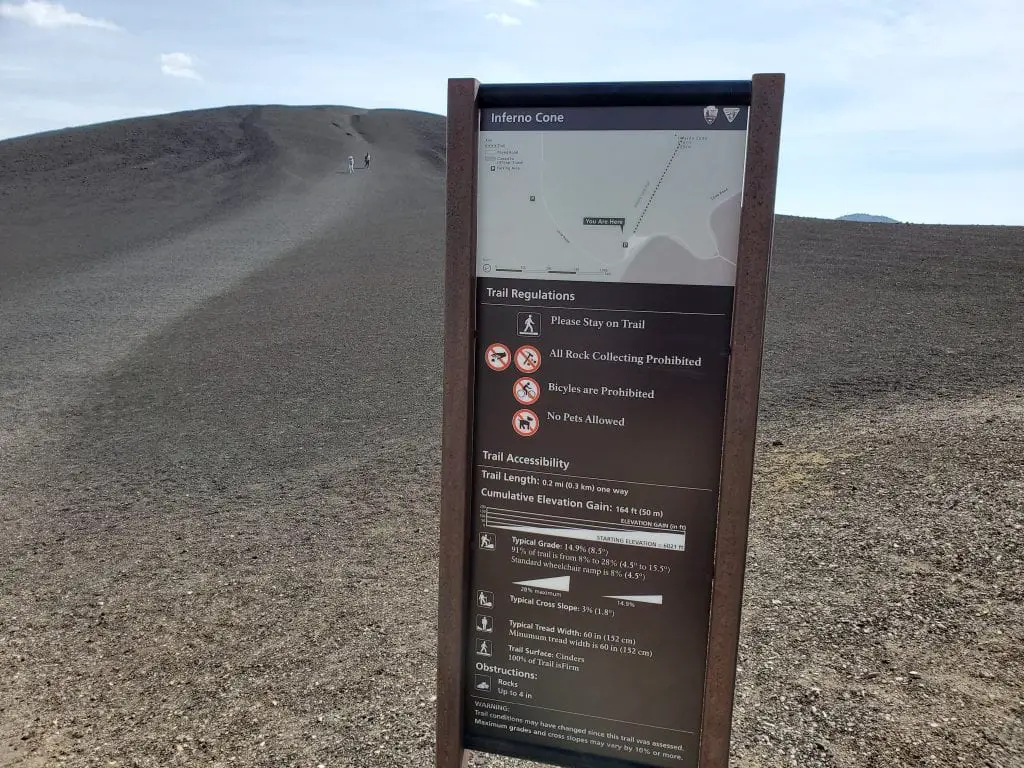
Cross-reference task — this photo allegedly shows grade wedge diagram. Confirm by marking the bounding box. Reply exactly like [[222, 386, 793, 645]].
[[482, 506, 686, 551], [603, 594, 664, 605], [513, 576, 571, 591]]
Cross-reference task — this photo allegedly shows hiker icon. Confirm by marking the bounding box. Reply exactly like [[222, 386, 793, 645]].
[[476, 638, 493, 657], [477, 590, 494, 608], [513, 377, 540, 406], [485, 343, 511, 372], [512, 408, 539, 438], [476, 615, 493, 633], [514, 345, 541, 374], [517, 312, 541, 337], [479, 532, 496, 550]]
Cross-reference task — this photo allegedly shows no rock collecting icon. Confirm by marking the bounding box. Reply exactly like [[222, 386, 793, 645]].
[[515, 345, 541, 374]]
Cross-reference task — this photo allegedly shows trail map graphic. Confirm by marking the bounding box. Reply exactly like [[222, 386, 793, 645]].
[[477, 125, 748, 286]]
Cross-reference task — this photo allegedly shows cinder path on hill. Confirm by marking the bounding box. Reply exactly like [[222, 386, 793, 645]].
[[0, 106, 431, 449], [2, 151, 352, 452]]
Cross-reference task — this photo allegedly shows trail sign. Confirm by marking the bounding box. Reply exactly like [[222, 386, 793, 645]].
[[439, 75, 784, 768]]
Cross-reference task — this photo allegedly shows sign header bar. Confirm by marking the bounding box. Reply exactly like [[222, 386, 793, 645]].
[[481, 106, 749, 132], [477, 80, 753, 108]]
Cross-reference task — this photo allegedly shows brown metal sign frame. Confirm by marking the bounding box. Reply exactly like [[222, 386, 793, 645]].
[[438, 74, 785, 768]]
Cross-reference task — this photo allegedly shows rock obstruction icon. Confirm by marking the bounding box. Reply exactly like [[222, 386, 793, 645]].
[[513, 408, 539, 437]]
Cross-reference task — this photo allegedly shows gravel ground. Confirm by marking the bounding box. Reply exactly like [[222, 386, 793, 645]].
[[0, 107, 1021, 768]]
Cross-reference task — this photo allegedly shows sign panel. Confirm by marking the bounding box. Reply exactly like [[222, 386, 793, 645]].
[[463, 104, 748, 767], [439, 75, 784, 768]]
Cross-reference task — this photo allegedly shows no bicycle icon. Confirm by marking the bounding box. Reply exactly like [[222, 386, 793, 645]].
[[513, 377, 540, 406]]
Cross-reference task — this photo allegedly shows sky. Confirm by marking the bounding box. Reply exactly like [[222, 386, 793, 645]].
[[1, 0, 1022, 225]]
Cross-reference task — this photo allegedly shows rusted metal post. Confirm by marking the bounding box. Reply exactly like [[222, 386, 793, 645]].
[[437, 76, 481, 768], [698, 72, 786, 768]]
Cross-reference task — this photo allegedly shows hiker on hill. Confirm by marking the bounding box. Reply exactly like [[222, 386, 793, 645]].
[[347, 155, 355, 174], [364, 152, 371, 169]]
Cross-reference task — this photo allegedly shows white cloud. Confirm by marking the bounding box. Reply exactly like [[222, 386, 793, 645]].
[[159, 52, 201, 80], [0, 0, 119, 30], [512, 0, 538, 6], [485, 11, 521, 25]]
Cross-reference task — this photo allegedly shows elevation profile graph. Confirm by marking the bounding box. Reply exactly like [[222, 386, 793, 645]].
[[480, 506, 686, 551]]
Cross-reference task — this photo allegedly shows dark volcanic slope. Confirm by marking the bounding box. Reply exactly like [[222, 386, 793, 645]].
[[0, 106, 444, 459], [1, 107, 1021, 768], [763, 216, 1022, 413], [0, 106, 441, 286]]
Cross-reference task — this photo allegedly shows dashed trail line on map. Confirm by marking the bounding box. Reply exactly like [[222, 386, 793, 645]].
[[632, 136, 686, 235]]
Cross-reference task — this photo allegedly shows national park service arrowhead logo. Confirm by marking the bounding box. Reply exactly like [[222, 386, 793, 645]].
[[703, 105, 719, 125]]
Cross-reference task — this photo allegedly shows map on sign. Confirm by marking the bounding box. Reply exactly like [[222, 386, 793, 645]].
[[477, 125, 748, 285]]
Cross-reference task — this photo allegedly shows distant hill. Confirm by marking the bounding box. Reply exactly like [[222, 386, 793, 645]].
[[837, 213, 900, 223]]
